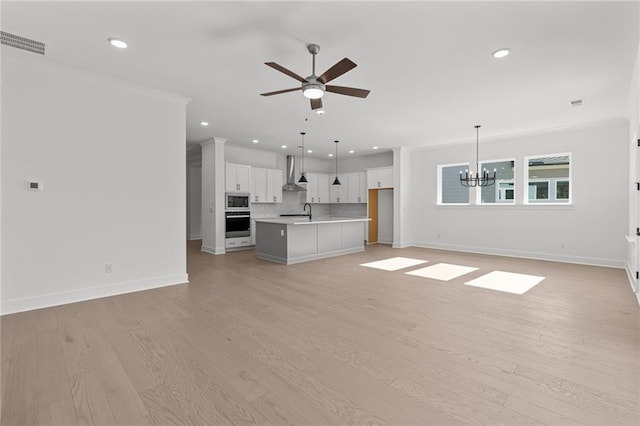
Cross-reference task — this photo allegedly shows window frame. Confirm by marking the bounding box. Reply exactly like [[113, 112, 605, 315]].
[[524, 152, 572, 204], [437, 162, 470, 205], [477, 157, 516, 205]]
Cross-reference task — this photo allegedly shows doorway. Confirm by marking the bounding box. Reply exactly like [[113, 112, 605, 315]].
[[368, 188, 393, 244]]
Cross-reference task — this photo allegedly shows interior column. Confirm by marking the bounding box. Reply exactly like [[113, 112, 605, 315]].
[[200, 137, 227, 254]]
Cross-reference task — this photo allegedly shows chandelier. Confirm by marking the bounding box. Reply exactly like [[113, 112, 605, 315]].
[[460, 125, 496, 187]]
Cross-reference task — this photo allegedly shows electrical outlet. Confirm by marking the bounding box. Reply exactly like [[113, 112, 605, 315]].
[[280, 229, 284, 237], [105, 264, 113, 273]]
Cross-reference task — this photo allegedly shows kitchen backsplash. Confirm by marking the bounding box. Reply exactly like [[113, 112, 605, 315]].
[[251, 191, 367, 218]]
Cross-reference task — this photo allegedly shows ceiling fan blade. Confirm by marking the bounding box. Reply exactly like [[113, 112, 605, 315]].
[[260, 87, 301, 96], [265, 62, 307, 83], [317, 58, 357, 84], [310, 98, 323, 110], [326, 85, 370, 98]]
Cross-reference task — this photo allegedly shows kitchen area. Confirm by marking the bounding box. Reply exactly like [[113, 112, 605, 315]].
[[186, 143, 394, 263]]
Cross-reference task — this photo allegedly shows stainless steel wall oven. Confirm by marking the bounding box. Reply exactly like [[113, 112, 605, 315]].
[[225, 211, 250, 238]]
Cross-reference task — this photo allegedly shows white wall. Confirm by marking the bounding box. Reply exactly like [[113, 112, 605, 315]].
[[407, 119, 629, 267], [225, 145, 278, 169], [338, 151, 393, 173], [378, 189, 394, 244], [187, 166, 202, 239], [1, 52, 190, 314]]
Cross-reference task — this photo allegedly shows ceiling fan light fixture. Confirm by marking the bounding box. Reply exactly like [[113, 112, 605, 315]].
[[303, 84, 324, 99]]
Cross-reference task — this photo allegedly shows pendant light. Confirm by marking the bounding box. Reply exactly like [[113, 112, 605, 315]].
[[459, 125, 496, 187], [298, 132, 308, 183], [332, 140, 341, 185]]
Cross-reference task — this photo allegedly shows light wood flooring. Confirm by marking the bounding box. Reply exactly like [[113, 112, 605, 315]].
[[2, 241, 639, 425]]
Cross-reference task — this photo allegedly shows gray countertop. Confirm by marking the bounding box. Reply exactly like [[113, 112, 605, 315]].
[[255, 216, 370, 226]]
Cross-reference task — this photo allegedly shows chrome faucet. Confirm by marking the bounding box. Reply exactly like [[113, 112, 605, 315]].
[[303, 203, 312, 220]]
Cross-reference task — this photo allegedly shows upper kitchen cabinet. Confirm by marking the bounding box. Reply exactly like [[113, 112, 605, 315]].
[[266, 169, 283, 203], [347, 172, 367, 203], [305, 172, 330, 203], [252, 167, 267, 202], [367, 167, 394, 189], [329, 174, 348, 203], [226, 163, 251, 192], [252, 167, 282, 203]]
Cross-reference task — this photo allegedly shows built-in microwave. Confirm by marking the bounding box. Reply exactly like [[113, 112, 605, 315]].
[[226, 192, 250, 210]]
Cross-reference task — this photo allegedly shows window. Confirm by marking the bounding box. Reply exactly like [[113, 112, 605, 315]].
[[528, 181, 549, 200], [438, 163, 469, 204], [525, 153, 571, 203], [556, 180, 569, 199], [479, 159, 515, 204]]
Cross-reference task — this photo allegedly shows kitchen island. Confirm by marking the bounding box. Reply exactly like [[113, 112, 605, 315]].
[[255, 216, 369, 265]]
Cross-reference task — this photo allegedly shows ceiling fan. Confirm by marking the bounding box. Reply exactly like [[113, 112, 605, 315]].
[[260, 43, 370, 110]]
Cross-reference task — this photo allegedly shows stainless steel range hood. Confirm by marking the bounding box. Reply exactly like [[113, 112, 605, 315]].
[[283, 155, 307, 192]]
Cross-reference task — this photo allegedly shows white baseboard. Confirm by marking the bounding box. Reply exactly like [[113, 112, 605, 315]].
[[201, 245, 225, 255], [392, 241, 412, 248], [410, 241, 626, 269], [187, 234, 202, 240], [1, 273, 189, 316]]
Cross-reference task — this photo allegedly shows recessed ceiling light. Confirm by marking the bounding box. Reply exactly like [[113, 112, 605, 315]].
[[492, 48, 510, 58], [307, 149, 313, 153], [372, 146, 379, 150], [252, 139, 259, 143], [328, 153, 333, 157], [108, 38, 128, 49], [200, 121, 209, 126], [349, 150, 355, 154], [316, 109, 325, 115], [281, 145, 287, 149]]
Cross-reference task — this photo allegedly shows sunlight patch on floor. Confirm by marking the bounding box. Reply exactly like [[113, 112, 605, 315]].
[[360, 257, 428, 271], [464, 271, 545, 295], [405, 263, 478, 281]]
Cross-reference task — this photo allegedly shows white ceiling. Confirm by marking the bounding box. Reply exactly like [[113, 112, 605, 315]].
[[2, 1, 638, 158]]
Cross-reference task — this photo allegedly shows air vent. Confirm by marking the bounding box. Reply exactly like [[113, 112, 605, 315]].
[[1, 31, 45, 55], [570, 99, 583, 107]]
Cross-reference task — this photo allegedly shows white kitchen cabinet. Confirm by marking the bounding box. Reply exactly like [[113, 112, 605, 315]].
[[266, 169, 283, 203], [329, 173, 347, 203], [359, 171, 368, 202], [347, 172, 367, 203], [367, 167, 393, 189], [252, 167, 267, 202], [252, 167, 282, 203], [226, 163, 251, 192], [305, 172, 330, 203]]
